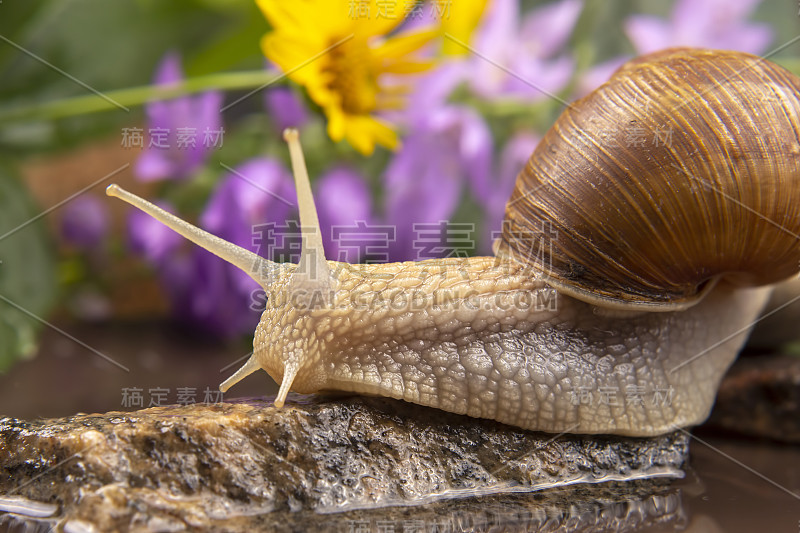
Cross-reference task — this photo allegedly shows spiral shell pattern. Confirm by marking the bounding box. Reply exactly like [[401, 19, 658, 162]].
[[499, 48, 800, 309]]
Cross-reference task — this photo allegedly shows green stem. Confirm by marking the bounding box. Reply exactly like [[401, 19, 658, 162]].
[[3, 59, 797, 126], [0, 69, 281, 123]]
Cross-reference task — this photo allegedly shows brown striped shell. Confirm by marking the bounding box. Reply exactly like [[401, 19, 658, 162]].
[[497, 48, 800, 310]]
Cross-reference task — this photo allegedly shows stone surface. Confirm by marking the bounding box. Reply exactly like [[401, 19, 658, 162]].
[[0, 482, 688, 532], [707, 353, 800, 443], [0, 395, 690, 532]]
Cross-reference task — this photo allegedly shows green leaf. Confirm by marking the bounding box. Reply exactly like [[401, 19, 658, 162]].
[[0, 0, 260, 152], [0, 162, 57, 372]]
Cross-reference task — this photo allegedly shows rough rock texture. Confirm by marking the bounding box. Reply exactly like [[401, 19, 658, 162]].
[[707, 353, 800, 442], [0, 395, 689, 532]]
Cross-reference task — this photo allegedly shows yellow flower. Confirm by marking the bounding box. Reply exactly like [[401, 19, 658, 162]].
[[257, 0, 437, 155], [439, 0, 490, 56]]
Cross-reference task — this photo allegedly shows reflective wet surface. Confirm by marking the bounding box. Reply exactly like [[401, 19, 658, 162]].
[[0, 322, 798, 532]]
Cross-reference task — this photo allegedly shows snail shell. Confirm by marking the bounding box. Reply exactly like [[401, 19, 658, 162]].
[[499, 48, 800, 310]]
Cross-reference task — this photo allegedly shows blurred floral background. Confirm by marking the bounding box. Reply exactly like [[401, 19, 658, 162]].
[[0, 0, 798, 376]]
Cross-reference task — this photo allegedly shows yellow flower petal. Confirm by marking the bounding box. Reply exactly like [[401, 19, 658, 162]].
[[360, 116, 399, 150], [345, 126, 375, 155], [441, 0, 490, 56], [306, 0, 358, 39], [351, 0, 406, 37], [261, 34, 323, 85], [257, 0, 443, 155], [371, 29, 438, 61], [376, 59, 435, 74], [326, 107, 347, 142], [256, 0, 305, 35]]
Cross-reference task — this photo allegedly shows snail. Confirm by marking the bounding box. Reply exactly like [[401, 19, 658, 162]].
[[107, 48, 800, 437]]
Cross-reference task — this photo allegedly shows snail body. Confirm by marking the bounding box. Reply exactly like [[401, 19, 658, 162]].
[[249, 257, 770, 435], [108, 48, 800, 437]]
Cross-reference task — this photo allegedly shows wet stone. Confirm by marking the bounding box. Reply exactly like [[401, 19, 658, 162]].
[[0, 394, 689, 532], [707, 353, 800, 443]]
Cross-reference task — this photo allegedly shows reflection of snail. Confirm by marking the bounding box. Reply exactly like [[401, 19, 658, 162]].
[[108, 48, 800, 437]]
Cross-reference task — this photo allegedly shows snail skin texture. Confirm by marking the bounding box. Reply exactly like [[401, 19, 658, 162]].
[[108, 48, 800, 437]]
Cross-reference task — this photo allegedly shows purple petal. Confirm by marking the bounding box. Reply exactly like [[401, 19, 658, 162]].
[[470, 0, 580, 100], [474, 0, 519, 59], [145, 53, 186, 133], [315, 167, 375, 263], [133, 149, 175, 182], [265, 87, 308, 132], [454, 108, 493, 201], [519, 0, 583, 58], [385, 142, 459, 260], [161, 248, 261, 339], [624, 15, 673, 54], [384, 106, 492, 260], [194, 251, 261, 338], [673, 0, 761, 28], [134, 53, 224, 182], [181, 89, 224, 173], [201, 157, 296, 292], [127, 199, 183, 264], [480, 132, 540, 253], [498, 134, 539, 185], [506, 55, 575, 99], [315, 168, 373, 225], [575, 56, 629, 97], [61, 194, 109, 249], [154, 52, 183, 85], [627, 0, 773, 55], [470, 0, 518, 99], [385, 160, 462, 260], [202, 158, 295, 234], [144, 99, 173, 135], [396, 60, 468, 127], [151, 158, 298, 339], [200, 183, 254, 258], [713, 24, 773, 54]]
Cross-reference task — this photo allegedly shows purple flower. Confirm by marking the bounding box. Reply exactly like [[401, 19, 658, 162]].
[[202, 159, 295, 246], [198, 157, 296, 299], [127, 199, 183, 264], [130, 158, 297, 339], [160, 248, 264, 338], [575, 56, 629, 97], [480, 132, 539, 253], [61, 194, 109, 249], [389, 61, 468, 129], [625, 0, 772, 55], [579, 0, 772, 96], [469, 0, 582, 100], [265, 87, 308, 133], [134, 53, 223, 182], [186, 158, 294, 337], [384, 105, 492, 261], [314, 167, 376, 263]]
